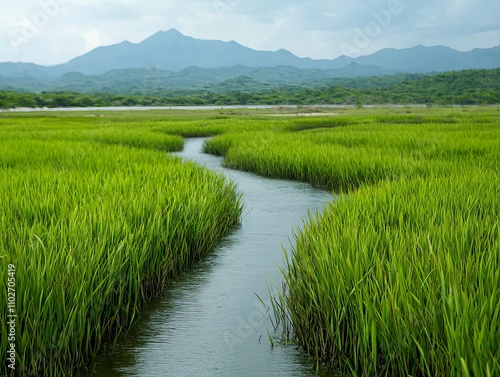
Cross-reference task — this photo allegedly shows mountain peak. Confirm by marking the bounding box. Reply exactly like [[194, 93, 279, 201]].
[[275, 48, 293, 55], [161, 29, 186, 39], [165, 28, 183, 35], [2, 30, 499, 78], [143, 29, 185, 43]]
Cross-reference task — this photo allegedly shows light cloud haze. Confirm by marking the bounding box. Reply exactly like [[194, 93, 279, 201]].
[[1, 0, 499, 65]]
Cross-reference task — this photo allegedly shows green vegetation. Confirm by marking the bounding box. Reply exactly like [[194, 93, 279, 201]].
[[1, 106, 499, 376], [285, 172, 499, 376], [0, 66, 426, 95], [0, 113, 243, 375], [1, 68, 499, 109], [202, 107, 500, 376]]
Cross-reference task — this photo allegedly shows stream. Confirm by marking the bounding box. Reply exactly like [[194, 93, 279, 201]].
[[83, 138, 334, 376]]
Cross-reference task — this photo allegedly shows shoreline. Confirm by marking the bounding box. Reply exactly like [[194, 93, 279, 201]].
[[1, 103, 446, 113]]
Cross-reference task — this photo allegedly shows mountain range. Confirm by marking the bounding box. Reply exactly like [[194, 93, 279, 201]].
[[1, 29, 499, 94]]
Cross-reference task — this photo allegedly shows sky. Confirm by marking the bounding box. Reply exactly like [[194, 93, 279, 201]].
[[1, 0, 499, 66]]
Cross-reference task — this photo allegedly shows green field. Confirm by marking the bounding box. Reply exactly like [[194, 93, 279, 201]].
[[0, 111, 243, 375], [1, 106, 499, 376], [203, 107, 500, 376]]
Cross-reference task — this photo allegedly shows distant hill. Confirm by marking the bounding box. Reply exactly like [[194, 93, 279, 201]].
[[0, 29, 348, 79], [0, 64, 398, 94], [355, 45, 500, 72], [1, 68, 498, 109], [55, 29, 352, 75], [0, 29, 499, 94]]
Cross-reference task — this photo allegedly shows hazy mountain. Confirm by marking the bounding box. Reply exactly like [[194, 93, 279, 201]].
[[0, 64, 397, 94], [0, 62, 58, 79], [0, 29, 499, 94], [46, 29, 348, 76], [355, 45, 500, 72]]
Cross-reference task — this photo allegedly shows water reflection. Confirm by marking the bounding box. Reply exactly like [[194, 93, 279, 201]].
[[83, 138, 334, 377]]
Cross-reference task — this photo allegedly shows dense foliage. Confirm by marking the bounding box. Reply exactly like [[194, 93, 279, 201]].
[[0, 115, 243, 375], [1, 107, 499, 376], [1, 68, 498, 109], [204, 107, 500, 376], [0, 65, 402, 94]]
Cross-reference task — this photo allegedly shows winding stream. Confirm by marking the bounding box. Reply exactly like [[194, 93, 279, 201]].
[[83, 138, 334, 376]]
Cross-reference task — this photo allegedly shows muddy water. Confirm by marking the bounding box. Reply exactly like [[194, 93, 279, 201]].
[[84, 138, 334, 377]]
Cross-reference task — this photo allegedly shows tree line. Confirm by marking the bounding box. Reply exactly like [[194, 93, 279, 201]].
[[1, 68, 499, 109]]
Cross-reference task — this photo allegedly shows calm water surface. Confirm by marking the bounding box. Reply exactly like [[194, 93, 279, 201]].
[[83, 138, 334, 377]]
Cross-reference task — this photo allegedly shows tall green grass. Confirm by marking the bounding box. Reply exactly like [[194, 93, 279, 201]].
[[0, 116, 242, 375], [204, 110, 500, 191], [2, 107, 499, 376], [202, 108, 500, 375], [282, 172, 500, 375]]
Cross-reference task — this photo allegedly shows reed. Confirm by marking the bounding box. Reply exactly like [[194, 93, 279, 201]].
[[201, 107, 500, 376], [2, 107, 499, 376], [0, 116, 243, 375], [204, 110, 500, 190], [283, 171, 500, 376]]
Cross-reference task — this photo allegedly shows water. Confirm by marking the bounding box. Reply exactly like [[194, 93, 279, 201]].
[[4, 104, 433, 113], [83, 138, 334, 377], [4, 105, 301, 112]]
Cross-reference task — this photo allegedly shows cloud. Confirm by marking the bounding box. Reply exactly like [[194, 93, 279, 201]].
[[0, 0, 498, 64]]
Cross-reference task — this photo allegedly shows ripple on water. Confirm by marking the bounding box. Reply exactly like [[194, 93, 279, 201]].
[[83, 138, 334, 377]]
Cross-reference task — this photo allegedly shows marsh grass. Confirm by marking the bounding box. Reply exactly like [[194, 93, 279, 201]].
[[282, 172, 500, 375], [0, 116, 242, 375], [1, 107, 499, 376], [203, 107, 500, 376]]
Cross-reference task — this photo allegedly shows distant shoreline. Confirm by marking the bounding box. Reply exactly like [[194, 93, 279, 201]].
[[3, 104, 444, 113]]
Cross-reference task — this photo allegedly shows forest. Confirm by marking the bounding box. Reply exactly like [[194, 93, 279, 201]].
[[1, 68, 499, 109]]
